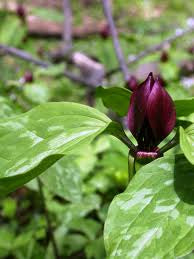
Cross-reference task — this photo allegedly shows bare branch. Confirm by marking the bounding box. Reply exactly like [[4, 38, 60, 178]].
[[0, 44, 49, 68], [63, 0, 73, 51], [102, 0, 129, 82], [0, 44, 97, 87], [63, 70, 97, 87], [106, 24, 194, 77]]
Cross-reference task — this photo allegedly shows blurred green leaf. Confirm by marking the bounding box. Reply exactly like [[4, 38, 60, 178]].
[[75, 145, 97, 180], [180, 125, 194, 164], [167, 84, 190, 100], [0, 227, 15, 257], [85, 237, 106, 259], [175, 98, 194, 117], [69, 218, 101, 240], [23, 83, 53, 104], [0, 15, 26, 46], [1, 197, 17, 218], [64, 234, 88, 256], [48, 194, 101, 225], [41, 156, 82, 202]]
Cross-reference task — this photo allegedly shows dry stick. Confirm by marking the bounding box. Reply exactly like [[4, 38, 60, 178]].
[[102, 0, 130, 82], [106, 25, 194, 77], [37, 178, 61, 259], [63, 0, 73, 51], [0, 44, 96, 87]]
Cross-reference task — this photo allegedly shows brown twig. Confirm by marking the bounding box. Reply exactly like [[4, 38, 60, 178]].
[[37, 177, 61, 259], [0, 43, 97, 87], [106, 25, 194, 77], [102, 0, 129, 82]]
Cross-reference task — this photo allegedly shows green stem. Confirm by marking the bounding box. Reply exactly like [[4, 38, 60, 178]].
[[158, 133, 178, 156], [128, 151, 136, 183]]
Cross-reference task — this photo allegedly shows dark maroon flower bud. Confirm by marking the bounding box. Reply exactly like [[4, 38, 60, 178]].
[[16, 4, 26, 22], [160, 50, 169, 63], [126, 75, 138, 91], [156, 74, 166, 87], [100, 24, 110, 39], [23, 71, 33, 83], [127, 73, 176, 158]]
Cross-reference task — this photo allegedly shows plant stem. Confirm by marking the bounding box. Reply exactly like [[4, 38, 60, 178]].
[[128, 152, 136, 183], [158, 135, 178, 156], [37, 177, 61, 259]]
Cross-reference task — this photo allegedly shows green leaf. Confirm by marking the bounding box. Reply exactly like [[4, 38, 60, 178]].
[[175, 98, 194, 117], [96, 87, 131, 116], [180, 125, 194, 164], [104, 155, 194, 259], [41, 156, 82, 202], [0, 102, 111, 196]]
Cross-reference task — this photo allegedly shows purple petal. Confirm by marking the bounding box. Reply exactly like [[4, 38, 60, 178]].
[[147, 79, 176, 142], [127, 72, 155, 137]]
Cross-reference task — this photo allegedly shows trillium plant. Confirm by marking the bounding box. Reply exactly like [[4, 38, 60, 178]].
[[0, 71, 193, 258], [128, 72, 176, 161]]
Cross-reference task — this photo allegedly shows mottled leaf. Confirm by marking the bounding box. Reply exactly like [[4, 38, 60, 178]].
[[0, 102, 110, 196], [104, 155, 194, 259]]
